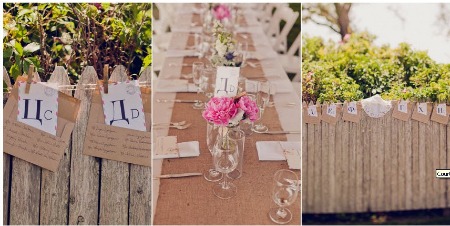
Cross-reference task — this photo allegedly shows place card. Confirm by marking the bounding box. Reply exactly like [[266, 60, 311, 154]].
[[411, 102, 432, 124], [4, 77, 80, 172], [392, 100, 413, 121], [431, 103, 449, 125], [214, 66, 239, 97], [83, 86, 151, 166], [100, 81, 146, 132], [17, 82, 58, 135]]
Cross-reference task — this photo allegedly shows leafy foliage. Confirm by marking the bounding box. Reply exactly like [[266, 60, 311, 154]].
[[3, 3, 152, 84], [302, 32, 450, 103]]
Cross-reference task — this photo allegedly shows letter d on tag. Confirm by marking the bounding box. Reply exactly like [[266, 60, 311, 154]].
[[347, 102, 357, 115], [308, 105, 318, 117]]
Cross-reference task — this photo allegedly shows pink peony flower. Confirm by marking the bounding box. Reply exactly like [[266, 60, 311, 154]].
[[212, 4, 231, 22], [202, 97, 238, 126], [237, 96, 259, 122]]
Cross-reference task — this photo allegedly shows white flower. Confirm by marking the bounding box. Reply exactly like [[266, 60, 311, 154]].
[[228, 109, 245, 127], [215, 40, 227, 57]]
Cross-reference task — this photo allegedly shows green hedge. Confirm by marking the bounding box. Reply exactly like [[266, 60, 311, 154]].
[[302, 32, 450, 103]]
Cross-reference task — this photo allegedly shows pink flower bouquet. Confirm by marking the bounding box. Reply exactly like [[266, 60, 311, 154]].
[[212, 4, 231, 22], [202, 94, 259, 127]]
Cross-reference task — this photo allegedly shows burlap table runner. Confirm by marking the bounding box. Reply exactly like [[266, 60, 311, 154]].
[[154, 12, 300, 225]]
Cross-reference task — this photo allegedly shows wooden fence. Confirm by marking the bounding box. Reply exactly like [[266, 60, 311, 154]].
[[3, 65, 151, 225], [302, 109, 450, 213]]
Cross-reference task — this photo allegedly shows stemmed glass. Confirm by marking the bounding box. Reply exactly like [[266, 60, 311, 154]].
[[201, 67, 216, 100], [253, 81, 271, 132], [268, 169, 300, 224], [192, 61, 205, 109], [212, 133, 239, 199], [204, 122, 223, 182]]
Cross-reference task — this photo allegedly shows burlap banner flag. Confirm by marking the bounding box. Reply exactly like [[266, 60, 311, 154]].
[[430, 103, 449, 125], [411, 102, 432, 124], [392, 100, 413, 121], [303, 102, 321, 124], [342, 101, 362, 123], [321, 102, 341, 124]]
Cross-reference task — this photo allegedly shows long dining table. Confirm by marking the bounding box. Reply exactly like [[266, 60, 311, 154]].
[[152, 4, 301, 225]]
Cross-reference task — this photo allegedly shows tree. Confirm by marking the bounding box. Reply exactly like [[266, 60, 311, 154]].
[[302, 3, 352, 40]]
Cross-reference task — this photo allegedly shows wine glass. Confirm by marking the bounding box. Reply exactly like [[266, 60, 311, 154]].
[[192, 62, 205, 109], [212, 134, 239, 199], [268, 169, 300, 224], [252, 81, 271, 132], [204, 122, 223, 182], [201, 67, 216, 100]]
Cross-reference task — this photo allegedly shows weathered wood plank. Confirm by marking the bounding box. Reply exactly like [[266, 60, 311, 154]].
[[313, 123, 322, 212], [10, 159, 41, 224], [404, 118, 413, 210], [418, 122, 426, 209], [68, 66, 100, 225], [391, 116, 399, 210], [398, 119, 405, 210], [3, 67, 12, 224], [335, 119, 343, 212], [129, 67, 152, 225], [411, 120, 420, 209], [355, 115, 364, 212], [438, 124, 446, 208], [342, 121, 349, 212], [40, 66, 72, 225], [447, 123, 450, 208], [9, 71, 42, 225], [328, 122, 336, 212], [321, 121, 329, 212], [362, 115, 370, 211], [306, 123, 314, 212], [99, 65, 130, 225], [384, 114, 392, 211]]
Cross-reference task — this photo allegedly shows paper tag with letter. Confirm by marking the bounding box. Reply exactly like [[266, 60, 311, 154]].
[[392, 100, 413, 121], [101, 81, 146, 132], [431, 103, 449, 125], [342, 101, 361, 123], [302, 102, 321, 124], [321, 103, 341, 124], [214, 66, 239, 97], [347, 101, 358, 115], [17, 82, 58, 136], [411, 102, 432, 124]]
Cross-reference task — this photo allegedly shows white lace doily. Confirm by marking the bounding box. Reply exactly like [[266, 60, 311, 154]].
[[361, 95, 392, 118]]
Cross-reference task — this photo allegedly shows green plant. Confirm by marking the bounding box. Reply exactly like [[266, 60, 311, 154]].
[[3, 3, 152, 84], [302, 32, 450, 103]]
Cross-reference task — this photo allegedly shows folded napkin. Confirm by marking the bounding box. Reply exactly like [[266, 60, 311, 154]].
[[155, 79, 197, 93], [256, 141, 301, 170], [154, 140, 200, 159], [166, 50, 199, 58]]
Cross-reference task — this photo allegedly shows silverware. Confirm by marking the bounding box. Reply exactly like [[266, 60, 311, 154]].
[[252, 130, 300, 134], [156, 172, 202, 179], [153, 121, 187, 126], [168, 63, 192, 67], [156, 99, 198, 103], [169, 123, 192, 130]]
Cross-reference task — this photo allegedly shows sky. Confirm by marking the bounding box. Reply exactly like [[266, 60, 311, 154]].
[[302, 3, 450, 64]]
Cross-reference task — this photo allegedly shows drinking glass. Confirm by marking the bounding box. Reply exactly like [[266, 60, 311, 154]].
[[201, 67, 216, 99], [204, 122, 223, 182], [268, 169, 300, 224], [192, 62, 205, 109], [252, 81, 271, 132], [227, 128, 245, 179], [212, 134, 239, 199]]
